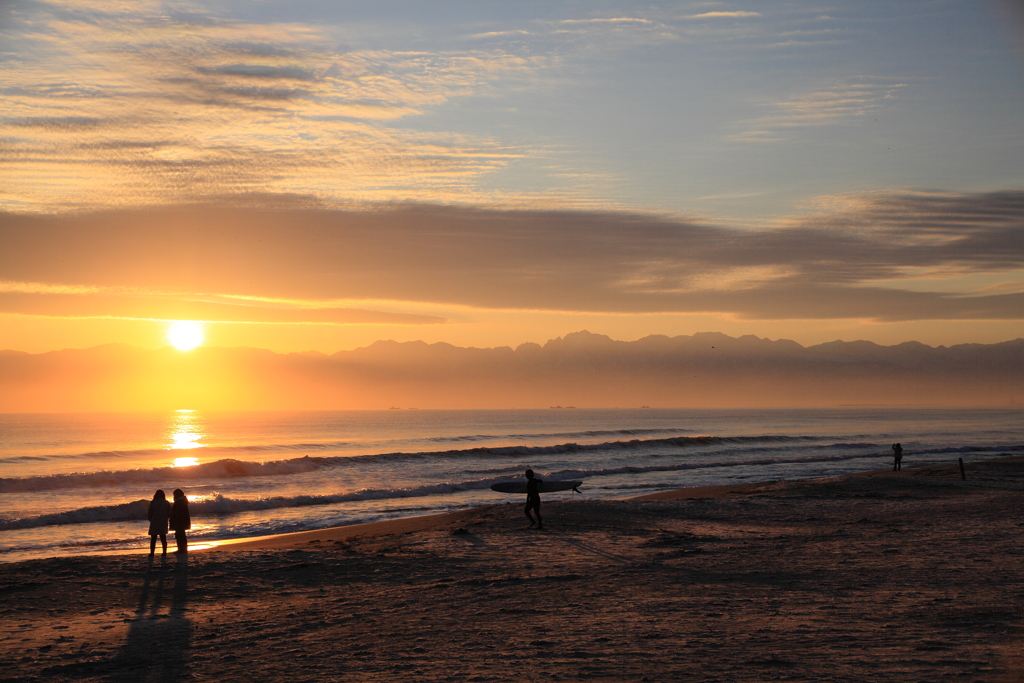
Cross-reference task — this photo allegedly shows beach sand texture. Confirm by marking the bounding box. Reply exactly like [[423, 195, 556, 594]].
[[2, 459, 1022, 682]]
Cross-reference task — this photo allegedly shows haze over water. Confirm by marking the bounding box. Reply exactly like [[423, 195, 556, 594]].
[[2, 407, 1020, 563]]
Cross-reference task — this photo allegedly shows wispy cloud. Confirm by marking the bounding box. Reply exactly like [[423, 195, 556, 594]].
[[685, 11, 763, 19], [469, 30, 532, 39], [2, 191, 1021, 323], [509, 12, 679, 50], [0, 281, 107, 296], [0, 0, 544, 210], [0, 282, 447, 324], [558, 18, 653, 25], [727, 79, 907, 142]]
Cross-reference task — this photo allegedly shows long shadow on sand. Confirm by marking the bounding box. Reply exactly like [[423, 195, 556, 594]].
[[104, 553, 191, 683]]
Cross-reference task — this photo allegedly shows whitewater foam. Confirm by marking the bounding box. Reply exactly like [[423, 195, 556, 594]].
[[0, 434, 820, 493], [3, 407, 1021, 563], [0, 448, 896, 531]]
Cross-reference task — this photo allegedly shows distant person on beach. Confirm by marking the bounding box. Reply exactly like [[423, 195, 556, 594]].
[[524, 469, 543, 529], [147, 489, 172, 555], [169, 488, 191, 553], [892, 443, 903, 471]]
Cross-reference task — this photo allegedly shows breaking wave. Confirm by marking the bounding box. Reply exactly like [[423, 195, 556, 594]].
[[0, 434, 817, 493], [0, 447, 927, 531], [0, 427, 701, 466]]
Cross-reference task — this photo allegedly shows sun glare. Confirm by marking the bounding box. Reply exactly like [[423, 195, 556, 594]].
[[166, 409, 205, 457], [170, 431, 202, 449], [167, 320, 204, 351]]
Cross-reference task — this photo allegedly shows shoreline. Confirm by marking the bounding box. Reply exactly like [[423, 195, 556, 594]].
[[6, 458, 1016, 563], [198, 457, 1020, 553], [201, 485, 773, 553], [203, 508, 482, 552], [3, 456, 1022, 680], [198, 476, 840, 553]]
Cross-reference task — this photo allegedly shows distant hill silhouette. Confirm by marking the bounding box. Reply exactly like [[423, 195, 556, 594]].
[[1, 331, 1022, 411]]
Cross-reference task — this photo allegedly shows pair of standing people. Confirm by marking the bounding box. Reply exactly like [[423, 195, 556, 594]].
[[148, 488, 191, 555]]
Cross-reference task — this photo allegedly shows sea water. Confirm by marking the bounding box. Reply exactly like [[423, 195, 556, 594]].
[[1, 408, 1021, 562]]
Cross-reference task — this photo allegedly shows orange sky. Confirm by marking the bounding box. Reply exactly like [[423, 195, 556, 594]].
[[1, 2, 1022, 356], [1, 203, 1022, 354], [5, 334, 1020, 412], [3, 298, 1024, 355]]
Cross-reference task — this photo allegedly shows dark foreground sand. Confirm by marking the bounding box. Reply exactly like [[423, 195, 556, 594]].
[[2, 458, 1023, 682]]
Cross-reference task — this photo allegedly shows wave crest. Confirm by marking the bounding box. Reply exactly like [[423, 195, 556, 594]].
[[0, 434, 815, 493], [0, 446, 928, 531]]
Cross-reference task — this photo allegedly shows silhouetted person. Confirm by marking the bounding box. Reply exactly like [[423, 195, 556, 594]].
[[148, 489, 172, 555], [169, 488, 191, 553], [524, 469, 543, 529], [892, 442, 903, 471]]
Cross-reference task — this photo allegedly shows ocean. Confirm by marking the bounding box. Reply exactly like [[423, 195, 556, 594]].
[[1, 408, 1021, 563]]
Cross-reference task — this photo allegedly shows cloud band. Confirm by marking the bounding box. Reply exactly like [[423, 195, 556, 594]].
[[1, 190, 1021, 323]]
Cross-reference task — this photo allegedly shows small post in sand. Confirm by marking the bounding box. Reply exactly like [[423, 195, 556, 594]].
[[958, 457, 966, 481]]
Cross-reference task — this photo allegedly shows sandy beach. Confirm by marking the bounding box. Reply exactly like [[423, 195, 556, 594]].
[[2, 458, 1023, 682]]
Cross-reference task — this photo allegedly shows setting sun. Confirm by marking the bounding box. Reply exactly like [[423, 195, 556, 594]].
[[167, 320, 204, 351]]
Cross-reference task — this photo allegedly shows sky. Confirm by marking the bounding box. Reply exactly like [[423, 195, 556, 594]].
[[2, 0, 1023, 354]]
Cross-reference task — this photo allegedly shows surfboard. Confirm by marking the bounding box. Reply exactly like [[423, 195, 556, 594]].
[[489, 480, 583, 494]]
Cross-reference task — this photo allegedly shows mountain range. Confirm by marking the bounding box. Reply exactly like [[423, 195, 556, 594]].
[[1, 331, 1021, 411]]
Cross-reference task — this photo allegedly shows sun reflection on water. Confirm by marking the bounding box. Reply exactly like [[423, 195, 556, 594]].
[[166, 410, 206, 463], [170, 432, 203, 450]]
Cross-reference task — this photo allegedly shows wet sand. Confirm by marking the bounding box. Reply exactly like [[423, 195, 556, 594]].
[[2, 458, 1023, 682]]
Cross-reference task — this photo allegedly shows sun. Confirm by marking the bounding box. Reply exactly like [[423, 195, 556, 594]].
[[167, 320, 204, 351]]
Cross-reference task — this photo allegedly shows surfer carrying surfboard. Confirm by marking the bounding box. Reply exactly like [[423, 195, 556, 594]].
[[524, 469, 543, 529]]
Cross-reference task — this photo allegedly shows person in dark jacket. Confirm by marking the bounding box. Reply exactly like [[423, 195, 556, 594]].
[[524, 469, 543, 529], [169, 488, 191, 553], [147, 489, 172, 555]]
